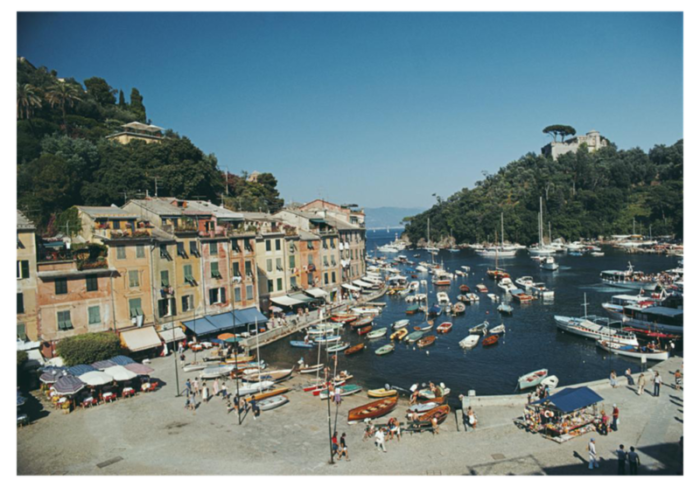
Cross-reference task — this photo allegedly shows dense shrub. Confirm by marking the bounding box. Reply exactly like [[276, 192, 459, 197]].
[[56, 332, 124, 366]]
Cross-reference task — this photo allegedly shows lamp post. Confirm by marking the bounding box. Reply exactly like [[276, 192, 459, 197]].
[[325, 364, 335, 465]]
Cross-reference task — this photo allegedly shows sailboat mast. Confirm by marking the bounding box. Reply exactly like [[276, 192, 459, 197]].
[[539, 197, 544, 246], [501, 212, 505, 248]]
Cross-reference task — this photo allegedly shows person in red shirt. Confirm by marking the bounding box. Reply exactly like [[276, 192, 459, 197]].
[[612, 404, 620, 432]]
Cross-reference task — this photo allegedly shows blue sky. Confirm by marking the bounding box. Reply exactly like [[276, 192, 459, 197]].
[[17, 12, 683, 208]]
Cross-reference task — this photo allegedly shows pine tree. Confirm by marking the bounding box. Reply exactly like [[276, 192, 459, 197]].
[[130, 88, 146, 122]]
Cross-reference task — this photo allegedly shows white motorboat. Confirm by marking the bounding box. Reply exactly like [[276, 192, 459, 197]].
[[596, 340, 670, 361], [487, 293, 500, 302], [515, 276, 535, 289], [497, 277, 518, 293], [351, 307, 381, 316], [531, 282, 554, 300], [541, 375, 559, 389], [540, 256, 559, 271], [437, 292, 450, 304], [459, 335, 480, 348], [554, 315, 639, 345]]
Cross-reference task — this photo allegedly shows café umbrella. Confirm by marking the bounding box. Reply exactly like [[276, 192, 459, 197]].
[[91, 360, 118, 370], [109, 355, 136, 366], [40, 369, 65, 384], [54, 375, 85, 395], [124, 363, 154, 375], [17, 391, 27, 407], [104, 365, 138, 381], [66, 364, 97, 376], [79, 371, 114, 387]]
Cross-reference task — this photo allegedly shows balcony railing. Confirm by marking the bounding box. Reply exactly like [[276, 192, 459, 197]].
[[109, 229, 152, 239]]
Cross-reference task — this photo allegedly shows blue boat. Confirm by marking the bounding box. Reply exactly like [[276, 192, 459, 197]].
[[428, 304, 442, 316], [290, 341, 314, 349], [569, 251, 583, 257]]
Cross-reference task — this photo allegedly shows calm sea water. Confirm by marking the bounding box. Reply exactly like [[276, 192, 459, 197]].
[[262, 230, 680, 396]]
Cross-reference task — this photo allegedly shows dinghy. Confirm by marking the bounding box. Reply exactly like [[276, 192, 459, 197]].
[[392, 319, 410, 330], [344, 343, 365, 356], [257, 395, 289, 411], [319, 384, 363, 399], [469, 321, 489, 334], [368, 388, 397, 398], [375, 344, 395, 355], [366, 327, 388, 339], [459, 335, 480, 348], [417, 335, 436, 348], [437, 322, 453, 333], [327, 342, 350, 353], [517, 369, 548, 390], [390, 328, 408, 341]]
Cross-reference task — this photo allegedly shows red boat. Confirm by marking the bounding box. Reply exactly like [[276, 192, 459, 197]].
[[303, 379, 346, 393], [482, 334, 500, 347], [417, 335, 436, 348], [331, 313, 358, 324], [345, 343, 365, 356], [459, 285, 470, 293], [350, 316, 373, 329], [348, 396, 398, 423], [418, 404, 451, 423], [623, 327, 682, 341], [437, 322, 453, 334], [357, 325, 373, 336], [434, 279, 451, 286]]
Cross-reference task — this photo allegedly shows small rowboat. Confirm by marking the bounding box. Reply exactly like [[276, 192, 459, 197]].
[[331, 313, 358, 323], [497, 303, 513, 315], [304, 378, 346, 393], [245, 387, 290, 403], [416, 385, 450, 400], [453, 302, 466, 314], [299, 363, 324, 374], [459, 335, 480, 348], [327, 342, 350, 353], [290, 341, 314, 349], [408, 402, 440, 413], [257, 395, 289, 411], [392, 319, 410, 330], [243, 369, 294, 383], [518, 369, 548, 390], [434, 279, 451, 286], [319, 384, 363, 399], [476, 284, 488, 293], [437, 322, 453, 333], [459, 284, 470, 293], [418, 404, 450, 423], [406, 304, 420, 315], [348, 396, 398, 423], [344, 343, 365, 356], [350, 316, 374, 329], [469, 321, 489, 335], [417, 335, 436, 348], [367, 327, 388, 339], [406, 330, 426, 343], [199, 365, 235, 379], [375, 344, 395, 355], [236, 380, 275, 396], [414, 323, 433, 332], [391, 328, 408, 341], [490, 324, 506, 335], [368, 388, 397, 398], [357, 325, 373, 336], [314, 335, 342, 344], [182, 362, 208, 372], [482, 334, 499, 347]]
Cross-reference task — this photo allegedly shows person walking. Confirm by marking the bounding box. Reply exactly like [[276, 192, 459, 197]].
[[625, 368, 634, 386], [185, 379, 192, 396], [375, 427, 387, 452], [588, 438, 599, 469], [612, 404, 620, 432], [610, 371, 618, 389], [674, 369, 682, 391], [338, 432, 350, 461], [637, 373, 646, 396], [213, 378, 220, 397], [628, 446, 640, 475], [192, 378, 200, 396], [202, 382, 210, 403], [616, 445, 627, 475], [653, 371, 662, 397], [331, 432, 339, 458]]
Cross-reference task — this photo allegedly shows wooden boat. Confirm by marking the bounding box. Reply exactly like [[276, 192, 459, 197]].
[[327, 342, 349, 353], [459, 335, 480, 348], [367, 327, 388, 339], [347, 396, 398, 423], [299, 363, 324, 374], [344, 343, 365, 356], [417, 405, 450, 424], [406, 303, 420, 315], [257, 395, 289, 411], [390, 328, 408, 341], [490, 324, 506, 334], [290, 341, 314, 348], [319, 384, 363, 399], [518, 369, 548, 390], [417, 335, 436, 348], [220, 354, 256, 363], [368, 388, 397, 398], [416, 394, 448, 405], [453, 302, 466, 314], [434, 279, 451, 286], [459, 284, 470, 293], [482, 334, 499, 347], [350, 316, 374, 329], [243, 369, 294, 383], [357, 325, 373, 336], [244, 387, 290, 403], [413, 323, 433, 332], [408, 402, 440, 413], [392, 319, 410, 330], [469, 321, 489, 334], [476, 284, 488, 293], [437, 322, 453, 333], [331, 313, 358, 323], [406, 330, 426, 343], [375, 344, 395, 355]]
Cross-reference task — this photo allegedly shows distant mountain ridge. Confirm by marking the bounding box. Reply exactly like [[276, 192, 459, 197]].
[[364, 206, 426, 229]]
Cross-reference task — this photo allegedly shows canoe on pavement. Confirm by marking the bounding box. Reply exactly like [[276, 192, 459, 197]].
[[245, 387, 290, 403], [344, 343, 365, 356], [375, 344, 395, 356], [242, 368, 294, 383], [348, 396, 398, 423], [368, 388, 397, 398], [417, 335, 436, 348], [418, 405, 451, 423]]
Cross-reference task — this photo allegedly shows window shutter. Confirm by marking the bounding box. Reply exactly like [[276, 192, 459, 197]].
[[21, 260, 29, 278]]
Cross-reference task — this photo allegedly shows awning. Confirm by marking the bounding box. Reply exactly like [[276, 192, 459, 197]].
[[181, 308, 268, 336], [235, 307, 269, 327], [342, 283, 361, 291], [305, 288, 328, 298], [181, 317, 219, 335], [159, 326, 187, 343], [120, 326, 163, 352], [532, 387, 604, 413], [288, 292, 317, 304], [270, 295, 305, 307]]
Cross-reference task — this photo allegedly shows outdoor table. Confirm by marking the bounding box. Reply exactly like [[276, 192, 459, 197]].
[[103, 392, 116, 403], [122, 387, 135, 398], [55, 397, 67, 409], [81, 397, 95, 408]]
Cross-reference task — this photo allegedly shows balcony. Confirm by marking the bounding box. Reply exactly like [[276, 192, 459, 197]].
[[109, 229, 152, 239]]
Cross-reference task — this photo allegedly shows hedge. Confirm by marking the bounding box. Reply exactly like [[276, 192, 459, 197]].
[[56, 332, 125, 366]]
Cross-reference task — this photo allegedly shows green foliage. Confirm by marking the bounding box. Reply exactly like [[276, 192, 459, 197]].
[[55, 207, 83, 237], [17, 351, 28, 367], [56, 332, 124, 366], [223, 172, 285, 213], [543, 124, 577, 142], [130, 88, 146, 122], [403, 140, 684, 245], [84, 77, 117, 106]]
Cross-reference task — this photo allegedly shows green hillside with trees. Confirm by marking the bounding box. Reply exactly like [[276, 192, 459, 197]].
[[402, 135, 683, 245], [17, 57, 283, 233]]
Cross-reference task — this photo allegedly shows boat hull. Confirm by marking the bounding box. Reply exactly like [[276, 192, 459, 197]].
[[348, 396, 398, 423]]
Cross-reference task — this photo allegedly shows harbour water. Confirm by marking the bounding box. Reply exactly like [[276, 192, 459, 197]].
[[262, 230, 681, 396]]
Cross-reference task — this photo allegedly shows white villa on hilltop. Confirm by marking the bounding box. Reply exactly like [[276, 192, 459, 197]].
[[541, 130, 609, 160]]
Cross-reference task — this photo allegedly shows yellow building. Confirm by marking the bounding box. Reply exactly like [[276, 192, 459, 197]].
[[105, 121, 165, 145]]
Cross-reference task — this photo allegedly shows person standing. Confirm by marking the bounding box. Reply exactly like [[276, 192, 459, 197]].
[[674, 369, 682, 391], [331, 432, 339, 458], [193, 378, 200, 396], [338, 432, 350, 461], [616, 445, 627, 475], [628, 446, 640, 475], [637, 373, 646, 396], [468, 407, 477, 430], [625, 368, 634, 386], [612, 404, 620, 432], [213, 378, 220, 397], [202, 382, 210, 403], [610, 371, 618, 388], [185, 379, 192, 396], [375, 427, 387, 452], [588, 438, 599, 469], [653, 371, 662, 397]]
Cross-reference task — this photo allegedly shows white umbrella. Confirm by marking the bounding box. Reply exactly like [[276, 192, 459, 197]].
[[104, 365, 138, 382], [79, 371, 114, 387]]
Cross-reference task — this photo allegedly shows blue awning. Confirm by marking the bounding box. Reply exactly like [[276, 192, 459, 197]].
[[532, 386, 604, 413], [182, 308, 268, 336], [234, 306, 269, 327], [181, 316, 220, 336], [66, 364, 97, 376]]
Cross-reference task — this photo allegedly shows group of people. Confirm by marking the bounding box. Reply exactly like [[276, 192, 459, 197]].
[[183, 377, 260, 419], [588, 439, 641, 474], [331, 432, 350, 460]]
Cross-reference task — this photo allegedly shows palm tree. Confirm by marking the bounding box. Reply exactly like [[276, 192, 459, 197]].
[[45, 82, 82, 133], [17, 83, 42, 120]]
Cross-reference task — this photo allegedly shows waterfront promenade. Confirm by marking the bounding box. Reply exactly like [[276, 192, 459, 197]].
[[18, 350, 682, 475]]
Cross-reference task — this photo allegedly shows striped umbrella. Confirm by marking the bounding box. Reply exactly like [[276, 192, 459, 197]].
[[54, 375, 85, 395], [66, 364, 97, 376], [40, 369, 65, 384]]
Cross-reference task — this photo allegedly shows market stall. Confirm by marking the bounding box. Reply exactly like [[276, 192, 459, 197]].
[[516, 386, 604, 443]]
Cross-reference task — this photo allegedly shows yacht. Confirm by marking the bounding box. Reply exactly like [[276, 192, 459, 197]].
[[529, 197, 556, 256], [554, 315, 639, 345], [540, 256, 559, 271]]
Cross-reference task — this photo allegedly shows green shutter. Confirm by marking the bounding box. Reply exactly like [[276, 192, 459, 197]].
[[129, 270, 139, 288], [129, 298, 142, 317], [17, 323, 27, 340], [17, 293, 24, 314], [88, 306, 101, 325], [161, 270, 170, 287], [183, 264, 193, 282], [211, 262, 221, 278], [21, 260, 30, 278]]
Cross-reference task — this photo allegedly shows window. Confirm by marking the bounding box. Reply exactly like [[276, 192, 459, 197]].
[[290, 276, 297, 288], [209, 287, 226, 304], [245, 260, 253, 277], [324, 273, 329, 285], [307, 273, 314, 286], [209, 242, 218, 254], [117, 246, 126, 260], [332, 272, 336, 283], [211, 262, 222, 279], [17, 260, 30, 279], [190, 241, 200, 256], [232, 240, 241, 253], [234, 287, 242, 302], [246, 284, 254, 300], [275, 239, 281, 251], [244, 240, 254, 252], [177, 242, 187, 258], [160, 245, 172, 260], [158, 298, 176, 318], [289, 255, 295, 268], [128, 270, 140, 288], [57, 310, 73, 330], [276, 258, 283, 271], [183, 264, 194, 284], [181, 295, 193, 313], [307, 241, 314, 250], [266, 259, 272, 273], [136, 245, 145, 258], [88, 306, 101, 325], [86, 276, 98, 292], [55, 278, 68, 295], [267, 281, 274, 293], [233, 262, 241, 277], [277, 278, 283, 291], [17, 323, 27, 341], [129, 298, 143, 318], [17, 293, 24, 314], [323, 256, 329, 267], [161, 270, 170, 287], [308, 255, 314, 266], [265, 240, 271, 252]]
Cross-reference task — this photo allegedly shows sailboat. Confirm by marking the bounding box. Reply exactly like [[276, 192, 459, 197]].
[[478, 213, 516, 258], [447, 228, 460, 252], [529, 197, 555, 256], [425, 217, 439, 253]]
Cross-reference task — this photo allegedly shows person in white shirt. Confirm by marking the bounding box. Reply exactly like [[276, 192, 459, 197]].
[[588, 438, 599, 469], [375, 428, 387, 452]]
